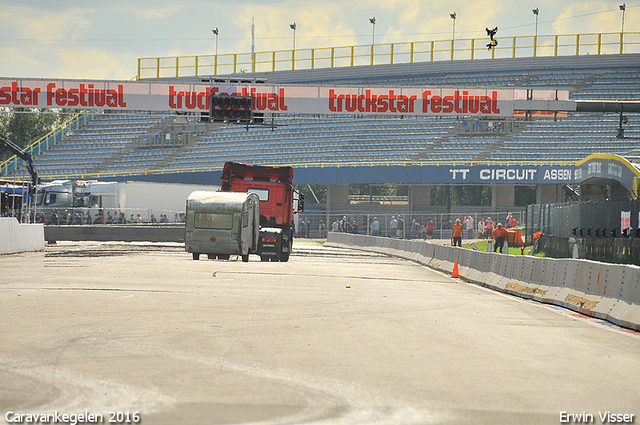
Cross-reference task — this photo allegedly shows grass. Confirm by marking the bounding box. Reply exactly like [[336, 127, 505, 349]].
[[461, 240, 532, 256]]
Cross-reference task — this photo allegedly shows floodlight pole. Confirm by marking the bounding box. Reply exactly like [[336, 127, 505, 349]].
[[620, 4, 626, 54], [290, 23, 296, 51], [369, 17, 376, 65], [212, 28, 219, 57], [450, 12, 456, 60], [532, 8, 539, 57], [369, 17, 376, 45]]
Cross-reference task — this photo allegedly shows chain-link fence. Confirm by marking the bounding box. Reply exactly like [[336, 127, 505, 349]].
[[294, 210, 524, 240]]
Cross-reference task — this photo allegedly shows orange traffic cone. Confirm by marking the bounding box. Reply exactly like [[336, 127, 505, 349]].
[[452, 260, 459, 278]]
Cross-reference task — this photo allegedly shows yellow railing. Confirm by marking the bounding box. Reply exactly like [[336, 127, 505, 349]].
[[34, 159, 577, 181], [137, 31, 639, 80]]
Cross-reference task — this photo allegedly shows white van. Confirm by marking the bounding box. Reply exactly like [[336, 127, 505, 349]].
[[185, 191, 260, 262]]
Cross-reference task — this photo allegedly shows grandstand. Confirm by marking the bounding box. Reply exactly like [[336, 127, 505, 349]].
[[6, 54, 635, 181], [1, 40, 639, 220]]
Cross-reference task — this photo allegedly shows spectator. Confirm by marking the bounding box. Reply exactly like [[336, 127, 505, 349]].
[[332, 218, 340, 232], [340, 215, 352, 233], [318, 220, 326, 238], [465, 216, 474, 239], [304, 218, 310, 238], [370, 217, 380, 236], [36, 212, 47, 224], [397, 215, 404, 238], [93, 211, 105, 225], [485, 217, 493, 238], [350, 217, 358, 234], [389, 215, 398, 237], [478, 219, 486, 239], [425, 218, 435, 240]]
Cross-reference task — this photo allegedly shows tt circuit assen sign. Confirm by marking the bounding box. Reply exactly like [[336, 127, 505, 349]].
[[0, 78, 515, 117], [297, 163, 580, 185]]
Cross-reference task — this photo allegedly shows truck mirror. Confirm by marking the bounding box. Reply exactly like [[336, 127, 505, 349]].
[[297, 193, 304, 213]]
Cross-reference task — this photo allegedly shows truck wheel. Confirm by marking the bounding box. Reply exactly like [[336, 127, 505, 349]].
[[192, 253, 200, 260], [261, 256, 268, 262], [218, 254, 230, 260], [242, 254, 249, 262], [280, 252, 290, 262]]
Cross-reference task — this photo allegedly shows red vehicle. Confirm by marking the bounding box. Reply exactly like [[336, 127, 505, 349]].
[[220, 162, 303, 262]]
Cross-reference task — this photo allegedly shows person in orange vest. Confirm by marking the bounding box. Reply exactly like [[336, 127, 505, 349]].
[[452, 219, 463, 247], [492, 223, 508, 253]]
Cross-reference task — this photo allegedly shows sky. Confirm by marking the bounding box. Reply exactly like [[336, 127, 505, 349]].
[[0, 0, 637, 80]]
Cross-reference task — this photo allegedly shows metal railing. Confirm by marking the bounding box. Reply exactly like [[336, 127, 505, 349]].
[[137, 31, 640, 80]]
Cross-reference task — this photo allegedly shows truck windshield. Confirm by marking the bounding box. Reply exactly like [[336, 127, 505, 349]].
[[194, 213, 234, 230], [248, 187, 269, 201]]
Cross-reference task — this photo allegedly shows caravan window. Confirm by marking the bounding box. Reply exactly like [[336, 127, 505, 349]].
[[194, 213, 234, 230]]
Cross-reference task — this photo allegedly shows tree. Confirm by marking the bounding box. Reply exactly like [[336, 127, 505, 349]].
[[0, 108, 64, 162], [296, 184, 326, 204]]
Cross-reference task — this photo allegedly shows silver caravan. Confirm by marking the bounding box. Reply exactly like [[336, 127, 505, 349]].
[[185, 191, 260, 262]]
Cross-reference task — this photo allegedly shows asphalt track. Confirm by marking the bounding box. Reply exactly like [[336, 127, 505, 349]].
[[1, 241, 639, 425]]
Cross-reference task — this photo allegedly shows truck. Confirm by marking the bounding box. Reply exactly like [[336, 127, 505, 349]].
[[35, 180, 220, 223], [185, 191, 260, 262], [220, 162, 303, 262]]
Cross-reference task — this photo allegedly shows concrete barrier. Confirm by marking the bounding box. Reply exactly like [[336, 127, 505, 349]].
[[325, 233, 640, 331], [0, 217, 45, 254], [44, 224, 186, 243]]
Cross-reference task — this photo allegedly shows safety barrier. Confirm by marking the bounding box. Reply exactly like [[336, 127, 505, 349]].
[[44, 224, 185, 244], [326, 233, 640, 331], [0, 217, 45, 254]]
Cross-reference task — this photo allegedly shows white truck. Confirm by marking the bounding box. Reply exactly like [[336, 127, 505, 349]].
[[36, 180, 220, 223]]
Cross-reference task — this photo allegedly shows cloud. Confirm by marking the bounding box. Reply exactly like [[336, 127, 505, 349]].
[[55, 48, 134, 80]]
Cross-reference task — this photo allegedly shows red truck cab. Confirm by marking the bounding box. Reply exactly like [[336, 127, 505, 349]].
[[221, 162, 302, 261]]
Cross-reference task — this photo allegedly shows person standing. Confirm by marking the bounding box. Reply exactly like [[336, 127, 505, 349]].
[[397, 215, 405, 238], [425, 218, 435, 240], [485, 217, 493, 238], [452, 219, 463, 247], [464, 216, 474, 239], [478, 218, 486, 239], [389, 215, 398, 238], [370, 217, 380, 236], [492, 223, 508, 253]]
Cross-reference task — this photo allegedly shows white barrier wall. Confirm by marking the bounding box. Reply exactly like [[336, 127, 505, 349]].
[[326, 233, 640, 332], [0, 218, 45, 254]]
